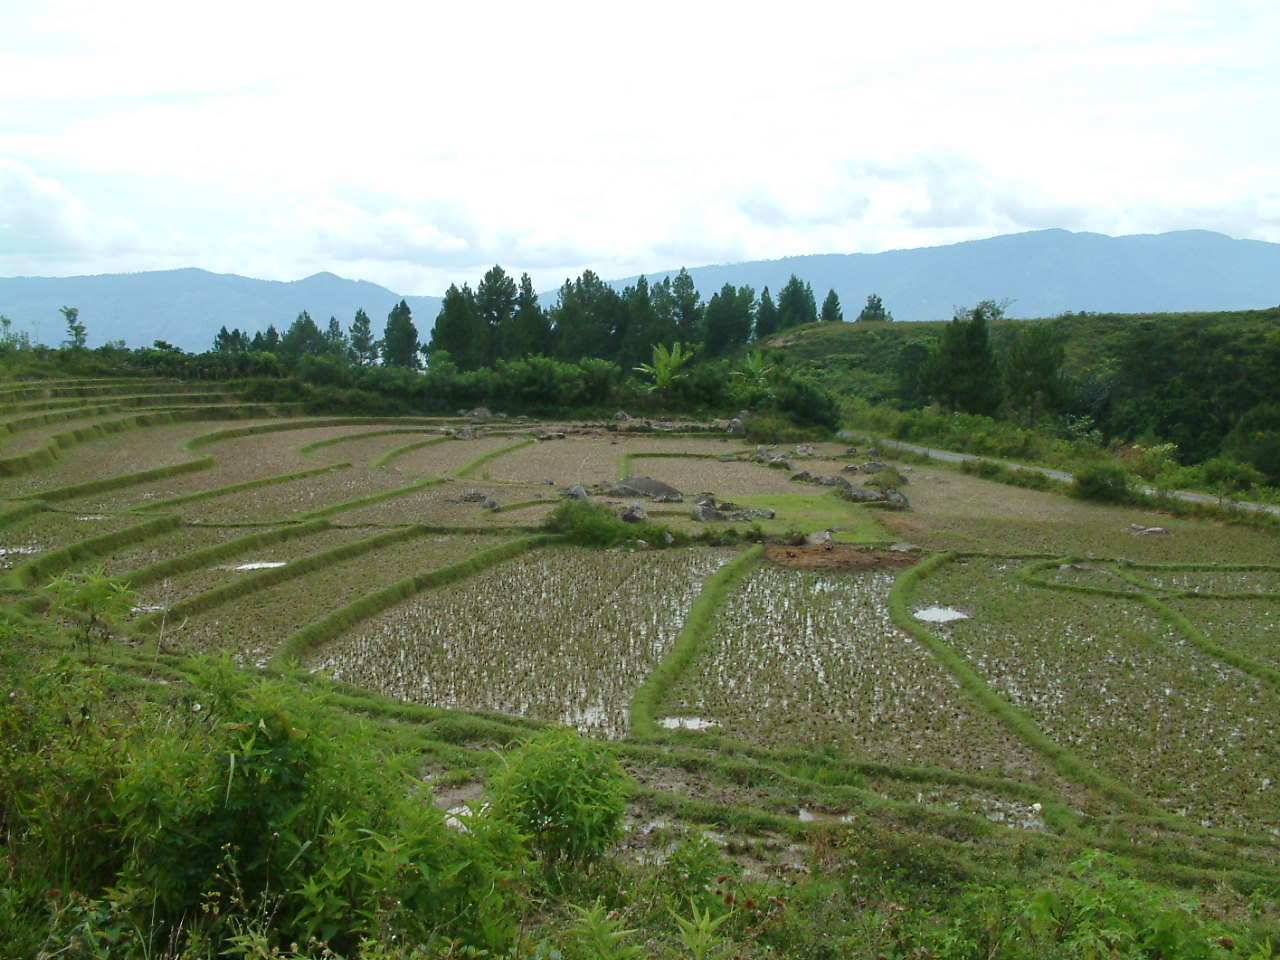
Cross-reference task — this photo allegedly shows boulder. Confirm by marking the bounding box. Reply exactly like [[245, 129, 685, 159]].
[[838, 485, 884, 504], [482, 497, 500, 511], [662, 532, 676, 545], [727, 418, 746, 436], [610, 475, 683, 502], [692, 501, 728, 523], [618, 503, 648, 523], [790, 471, 814, 483], [562, 483, 589, 501], [768, 455, 794, 471], [862, 461, 889, 474], [538, 431, 566, 440], [635, 539, 650, 549], [794, 443, 817, 458], [460, 491, 487, 503], [455, 425, 475, 441], [805, 530, 835, 547], [879, 488, 910, 510], [614, 411, 631, 422], [840, 464, 860, 474], [737, 410, 756, 421], [467, 407, 494, 423]]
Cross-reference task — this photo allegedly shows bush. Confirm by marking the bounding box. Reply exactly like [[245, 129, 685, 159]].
[[1071, 463, 1132, 503], [488, 726, 631, 876]]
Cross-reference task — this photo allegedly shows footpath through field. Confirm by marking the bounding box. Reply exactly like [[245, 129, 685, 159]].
[[849, 434, 1280, 518]]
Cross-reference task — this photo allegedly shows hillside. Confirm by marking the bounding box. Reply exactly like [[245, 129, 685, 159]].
[[0, 268, 443, 354], [633, 229, 1280, 322], [3, 229, 1279, 354], [2, 377, 1277, 957]]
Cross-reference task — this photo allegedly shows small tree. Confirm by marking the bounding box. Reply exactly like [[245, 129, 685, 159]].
[[61, 306, 87, 350], [46, 565, 135, 659], [856, 293, 892, 323], [382, 299, 421, 369], [820, 289, 843, 323]]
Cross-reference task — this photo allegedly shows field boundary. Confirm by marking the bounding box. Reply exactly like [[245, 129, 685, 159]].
[[629, 544, 764, 739]]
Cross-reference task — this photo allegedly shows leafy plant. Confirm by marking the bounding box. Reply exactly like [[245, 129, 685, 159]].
[[45, 565, 135, 657], [488, 726, 631, 877]]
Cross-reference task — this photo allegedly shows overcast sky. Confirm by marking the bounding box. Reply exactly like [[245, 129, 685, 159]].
[[1, 0, 1277, 295]]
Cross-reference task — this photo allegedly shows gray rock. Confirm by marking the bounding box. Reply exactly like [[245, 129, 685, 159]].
[[482, 497, 500, 511], [468, 407, 494, 423], [455, 425, 475, 441], [460, 491, 487, 503], [879, 488, 910, 510], [862, 461, 889, 474], [867, 446, 881, 457], [538, 431, 566, 440], [890, 542, 919, 552], [805, 530, 835, 547], [692, 501, 728, 523], [839, 485, 884, 503], [1134, 526, 1170, 536], [635, 539, 650, 549], [610, 475, 683, 502], [662, 532, 676, 545], [841, 463, 861, 474], [790, 471, 814, 483], [562, 483, 589, 501], [614, 411, 631, 422], [737, 410, 756, 421], [794, 443, 817, 458], [768, 455, 794, 471], [727, 418, 746, 436], [619, 503, 648, 523]]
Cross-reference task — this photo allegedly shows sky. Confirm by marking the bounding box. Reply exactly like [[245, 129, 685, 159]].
[[1, 0, 1277, 296]]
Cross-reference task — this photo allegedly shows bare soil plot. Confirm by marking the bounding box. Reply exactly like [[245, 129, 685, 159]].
[[0, 418, 284, 499], [332, 480, 553, 526], [312, 546, 735, 737], [168, 467, 418, 523], [163, 533, 512, 663], [627, 457, 803, 498], [299, 429, 448, 466], [879, 466, 1280, 562], [382, 435, 529, 476], [479, 435, 628, 484]]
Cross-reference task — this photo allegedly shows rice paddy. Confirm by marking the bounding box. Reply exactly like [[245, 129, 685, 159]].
[[4, 378, 1279, 892]]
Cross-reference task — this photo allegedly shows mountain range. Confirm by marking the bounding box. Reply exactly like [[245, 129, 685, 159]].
[[2, 229, 1277, 353]]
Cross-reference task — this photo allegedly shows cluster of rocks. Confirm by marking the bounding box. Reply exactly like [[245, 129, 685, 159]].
[[1128, 522, 1171, 536], [450, 490, 501, 511], [690, 494, 776, 524]]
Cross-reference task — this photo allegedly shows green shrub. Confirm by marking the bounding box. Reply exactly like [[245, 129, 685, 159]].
[[488, 726, 631, 876], [1071, 463, 1132, 503]]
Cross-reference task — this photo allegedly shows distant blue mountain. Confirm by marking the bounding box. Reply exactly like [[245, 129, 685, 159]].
[[0, 268, 442, 353], [628, 229, 1280, 322], [2, 230, 1277, 353]]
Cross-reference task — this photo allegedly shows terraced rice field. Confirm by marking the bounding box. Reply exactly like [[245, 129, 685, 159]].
[[3, 377, 1279, 890]]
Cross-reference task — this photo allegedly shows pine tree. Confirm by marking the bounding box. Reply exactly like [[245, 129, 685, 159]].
[[427, 285, 484, 370], [475, 265, 517, 364], [278, 312, 326, 364], [820, 289, 843, 323], [1005, 324, 1067, 426], [382, 300, 421, 369], [856, 293, 893, 323], [776, 275, 817, 330], [671, 267, 703, 342], [502, 273, 552, 360], [701, 283, 754, 358], [919, 303, 1003, 415], [754, 287, 779, 341], [349, 309, 377, 365]]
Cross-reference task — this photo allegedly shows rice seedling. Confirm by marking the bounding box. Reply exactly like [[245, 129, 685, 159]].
[[664, 565, 1070, 789], [917, 556, 1280, 834], [312, 546, 735, 737]]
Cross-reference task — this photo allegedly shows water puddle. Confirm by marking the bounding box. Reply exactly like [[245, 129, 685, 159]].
[[227, 561, 288, 571], [913, 606, 968, 623], [659, 716, 718, 730]]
